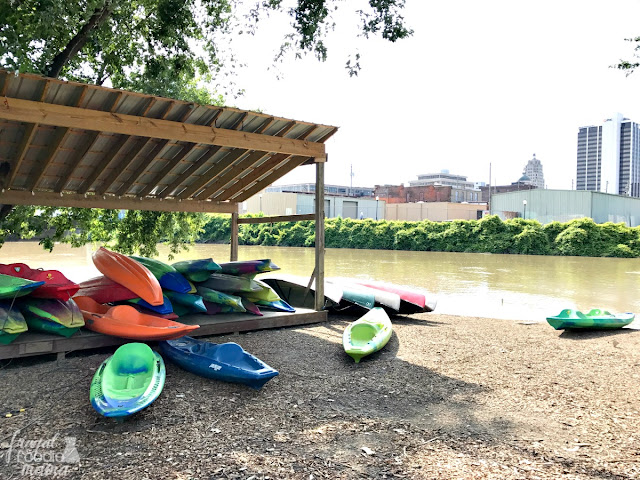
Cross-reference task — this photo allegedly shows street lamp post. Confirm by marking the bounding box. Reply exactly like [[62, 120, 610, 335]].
[[523, 199, 527, 220], [376, 196, 379, 220]]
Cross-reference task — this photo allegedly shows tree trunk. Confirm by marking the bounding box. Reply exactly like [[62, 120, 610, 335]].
[[45, 0, 114, 79]]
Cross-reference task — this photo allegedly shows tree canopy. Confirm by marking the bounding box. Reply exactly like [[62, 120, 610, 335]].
[[0, 0, 412, 254]]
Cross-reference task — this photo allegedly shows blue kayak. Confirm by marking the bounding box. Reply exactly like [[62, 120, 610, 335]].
[[159, 336, 278, 390]]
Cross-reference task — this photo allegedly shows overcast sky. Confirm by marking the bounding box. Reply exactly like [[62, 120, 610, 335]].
[[227, 0, 640, 190]]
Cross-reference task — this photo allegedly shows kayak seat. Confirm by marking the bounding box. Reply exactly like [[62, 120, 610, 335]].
[[349, 323, 378, 347], [212, 342, 244, 362]]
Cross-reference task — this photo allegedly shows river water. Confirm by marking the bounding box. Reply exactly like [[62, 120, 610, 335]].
[[2, 241, 639, 323]]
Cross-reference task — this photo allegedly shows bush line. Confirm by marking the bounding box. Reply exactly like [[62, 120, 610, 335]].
[[198, 214, 640, 258]]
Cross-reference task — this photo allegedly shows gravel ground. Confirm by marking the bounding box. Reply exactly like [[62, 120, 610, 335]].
[[1, 313, 639, 480]]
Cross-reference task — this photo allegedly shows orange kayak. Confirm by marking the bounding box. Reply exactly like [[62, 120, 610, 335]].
[[74, 296, 199, 341], [92, 247, 163, 306]]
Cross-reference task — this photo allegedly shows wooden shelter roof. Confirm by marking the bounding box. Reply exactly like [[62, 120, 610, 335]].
[[0, 70, 337, 213]]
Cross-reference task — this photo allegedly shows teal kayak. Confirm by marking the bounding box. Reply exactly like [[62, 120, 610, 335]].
[[171, 258, 221, 283], [90, 343, 166, 417], [343, 307, 392, 363], [546, 308, 635, 330]]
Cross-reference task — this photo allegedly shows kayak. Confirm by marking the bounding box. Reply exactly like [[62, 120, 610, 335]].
[[198, 273, 263, 293], [195, 286, 246, 312], [159, 336, 278, 389], [218, 259, 280, 276], [90, 343, 166, 417], [121, 295, 174, 315], [129, 256, 192, 293], [202, 301, 237, 315], [343, 307, 393, 363], [74, 296, 199, 340], [0, 263, 79, 300], [249, 298, 296, 313], [75, 275, 138, 304], [260, 275, 341, 309], [92, 247, 163, 306], [546, 309, 635, 330], [356, 281, 435, 314], [0, 273, 45, 300], [163, 290, 207, 313], [171, 258, 221, 283], [329, 278, 401, 313], [18, 298, 84, 337], [0, 301, 28, 344]]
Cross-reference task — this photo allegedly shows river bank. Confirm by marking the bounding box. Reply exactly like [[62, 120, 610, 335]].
[[1, 312, 639, 479]]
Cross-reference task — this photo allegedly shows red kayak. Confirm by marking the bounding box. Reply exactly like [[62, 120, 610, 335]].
[[356, 281, 434, 314], [75, 275, 138, 304], [92, 247, 163, 306], [0, 263, 79, 300], [74, 296, 199, 341]]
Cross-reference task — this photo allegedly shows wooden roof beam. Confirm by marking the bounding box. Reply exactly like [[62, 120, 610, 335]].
[[0, 98, 326, 158], [77, 135, 129, 195], [0, 190, 239, 214]]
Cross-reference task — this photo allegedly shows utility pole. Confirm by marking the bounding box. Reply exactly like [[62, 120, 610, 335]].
[[350, 164, 354, 191]]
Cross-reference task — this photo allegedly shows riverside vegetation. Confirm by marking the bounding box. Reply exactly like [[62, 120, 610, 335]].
[[199, 214, 640, 258]]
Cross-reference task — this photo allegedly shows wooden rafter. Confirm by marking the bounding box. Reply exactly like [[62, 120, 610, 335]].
[[53, 91, 124, 193], [25, 85, 89, 191], [196, 151, 269, 200], [177, 148, 247, 200], [157, 145, 222, 199], [95, 99, 177, 196], [77, 135, 129, 194], [135, 109, 222, 198], [234, 155, 309, 202], [0, 98, 326, 158], [219, 153, 290, 200]]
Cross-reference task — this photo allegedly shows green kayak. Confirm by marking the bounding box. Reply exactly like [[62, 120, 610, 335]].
[[0, 273, 45, 300], [343, 307, 393, 363], [546, 308, 635, 330], [171, 258, 221, 283], [0, 301, 28, 344], [90, 343, 166, 417]]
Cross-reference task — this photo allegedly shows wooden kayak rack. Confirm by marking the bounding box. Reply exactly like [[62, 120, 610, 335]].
[[0, 309, 327, 361]]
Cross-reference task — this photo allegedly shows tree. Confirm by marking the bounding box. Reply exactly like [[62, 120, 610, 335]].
[[0, 0, 411, 254]]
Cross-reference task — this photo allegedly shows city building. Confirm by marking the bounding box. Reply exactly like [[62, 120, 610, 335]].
[[379, 171, 482, 203], [577, 113, 640, 196], [522, 154, 545, 189]]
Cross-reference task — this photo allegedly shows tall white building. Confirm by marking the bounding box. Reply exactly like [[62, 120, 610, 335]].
[[577, 113, 640, 196], [523, 154, 545, 189]]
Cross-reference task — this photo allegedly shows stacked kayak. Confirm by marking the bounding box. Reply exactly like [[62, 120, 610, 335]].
[[356, 281, 436, 314], [0, 302, 28, 344], [0, 263, 79, 300], [260, 274, 342, 310], [0, 273, 45, 300], [74, 296, 199, 341], [90, 343, 165, 417], [343, 307, 393, 363], [159, 336, 278, 390], [546, 309, 635, 330], [18, 298, 85, 337]]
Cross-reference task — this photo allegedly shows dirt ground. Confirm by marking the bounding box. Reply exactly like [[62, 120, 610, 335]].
[[1, 312, 639, 480]]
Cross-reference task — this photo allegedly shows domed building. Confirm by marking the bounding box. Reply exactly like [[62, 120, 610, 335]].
[[522, 154, 545, 189]]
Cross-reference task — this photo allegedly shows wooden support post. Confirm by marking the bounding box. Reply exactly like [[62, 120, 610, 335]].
[[230, 211, 239, 261], [314, 161, 325, 311]]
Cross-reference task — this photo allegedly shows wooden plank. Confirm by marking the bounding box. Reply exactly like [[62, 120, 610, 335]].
[[157, 145, 222, 199], [0, 309, 327, 360], [315, 161, 325, 311], [114, 138, 171, 196], [0, 190, 239, 214], [0, 98, 327, 158], [177, 148, 247, 200], [96, 136, 156, 196], [238, 213, 315, 224]]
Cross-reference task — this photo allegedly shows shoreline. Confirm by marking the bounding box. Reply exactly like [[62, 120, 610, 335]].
[[1, 312, 639, 479]]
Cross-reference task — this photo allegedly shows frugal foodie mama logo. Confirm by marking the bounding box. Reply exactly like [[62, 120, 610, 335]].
[[0, 431, 79, 477]]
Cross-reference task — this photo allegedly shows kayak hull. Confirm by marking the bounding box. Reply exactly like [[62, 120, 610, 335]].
[[546, 309, 635, 330], [343, 307, 393, 363]]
